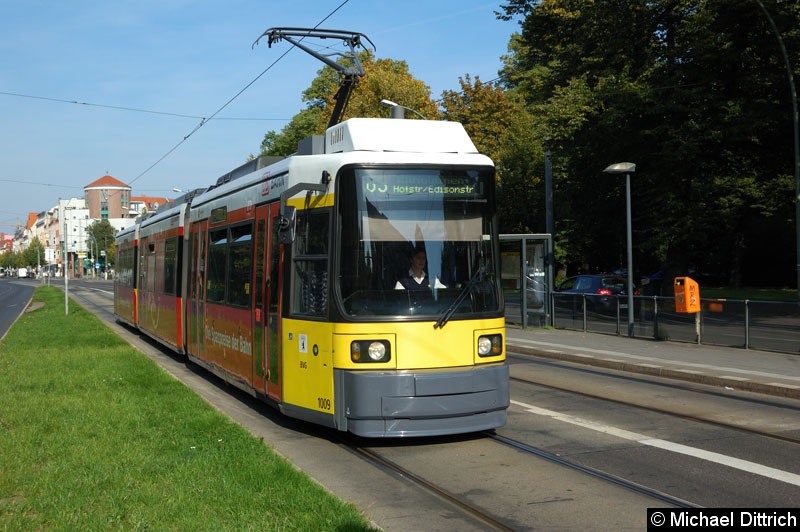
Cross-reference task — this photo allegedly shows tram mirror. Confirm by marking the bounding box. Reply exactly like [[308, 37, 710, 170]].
[[278, 206, 297, 244]]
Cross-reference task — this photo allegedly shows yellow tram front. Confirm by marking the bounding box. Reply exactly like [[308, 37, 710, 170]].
[[281, 152, 509, 437]]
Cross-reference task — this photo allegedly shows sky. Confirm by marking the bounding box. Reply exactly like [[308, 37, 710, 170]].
[[0, 0, 520, 233]]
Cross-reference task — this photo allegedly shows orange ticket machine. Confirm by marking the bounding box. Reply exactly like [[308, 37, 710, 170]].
[[674, 276, 701, 313]]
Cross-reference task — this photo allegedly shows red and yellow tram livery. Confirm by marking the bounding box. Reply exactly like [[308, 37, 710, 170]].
[[113, 223, 138, 328], [115, 117, 509, 437]]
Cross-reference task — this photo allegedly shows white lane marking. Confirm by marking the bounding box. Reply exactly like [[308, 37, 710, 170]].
[[85, 287, 114, 295], [511, 399, 800, 487]]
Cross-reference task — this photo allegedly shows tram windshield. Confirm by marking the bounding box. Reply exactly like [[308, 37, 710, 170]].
[[338, 166, 501, 319]]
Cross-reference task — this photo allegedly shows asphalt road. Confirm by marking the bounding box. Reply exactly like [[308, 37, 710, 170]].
[[0, 278, 37, 340]]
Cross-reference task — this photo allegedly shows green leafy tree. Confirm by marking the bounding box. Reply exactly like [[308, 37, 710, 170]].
[[0, 250, 19, 271], [261, 52, 438, 156], [85, 220, 117, 269], [498, 0, 799, 287], [441, 75, 544, 233], [23, 237, 46, 268], [319, 52, 440, 125], [261, 107, 323, 156]]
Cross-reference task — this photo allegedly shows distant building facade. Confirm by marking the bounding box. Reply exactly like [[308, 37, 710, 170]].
[[84, 175, 132, 219], [8, 174, 169, 277]]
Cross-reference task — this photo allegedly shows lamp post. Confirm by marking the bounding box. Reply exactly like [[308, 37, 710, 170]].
[[604, 162, 636, 337], [544, 141, 555, 326], [62, 207, 69, 315], [380, 99, 427, 120]]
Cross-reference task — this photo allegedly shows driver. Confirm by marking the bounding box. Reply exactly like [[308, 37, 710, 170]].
[[395, 248, 446, 290]]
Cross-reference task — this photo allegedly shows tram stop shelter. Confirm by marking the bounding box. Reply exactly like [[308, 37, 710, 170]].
[[500, 234, 553, 328]]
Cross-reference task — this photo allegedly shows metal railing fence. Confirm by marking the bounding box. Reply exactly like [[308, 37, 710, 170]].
[[542, 293, 800, 355]]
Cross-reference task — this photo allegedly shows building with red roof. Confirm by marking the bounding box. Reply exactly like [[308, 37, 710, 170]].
[[84, 175, 131, 219]]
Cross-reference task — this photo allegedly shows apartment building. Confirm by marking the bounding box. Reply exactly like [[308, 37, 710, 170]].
[[10, 175, 168, 277]]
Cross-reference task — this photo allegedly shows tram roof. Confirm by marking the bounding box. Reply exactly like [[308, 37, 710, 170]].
[[326, 118, 480, 154], [186, 118, 495, 213]]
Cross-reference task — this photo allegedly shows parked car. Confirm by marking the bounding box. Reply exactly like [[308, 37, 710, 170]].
[[555, 274, 640, 312]]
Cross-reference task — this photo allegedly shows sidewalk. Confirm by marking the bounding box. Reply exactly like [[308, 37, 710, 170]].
[[505, 326, 800, 400]]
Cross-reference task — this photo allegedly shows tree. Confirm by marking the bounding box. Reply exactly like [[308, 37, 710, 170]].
[[441, 75, 545, 233], [23, 237, 46, 269], [260, 52, 439, 156], [261, 108, 323, 156], [317, 52, 440, 126], [0, 250, 20, 271], [85, 220, 117, 270], [497, 0, 800, 287]]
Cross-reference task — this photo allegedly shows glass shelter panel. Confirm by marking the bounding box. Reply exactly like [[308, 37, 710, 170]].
[[500, 234, 552, 327]]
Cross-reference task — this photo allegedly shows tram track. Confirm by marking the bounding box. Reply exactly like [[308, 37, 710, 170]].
[[486, 432, 699, 509], [508, 352, 800, 447], [333, 426, 698, 531], [336, 434, 517, 532]]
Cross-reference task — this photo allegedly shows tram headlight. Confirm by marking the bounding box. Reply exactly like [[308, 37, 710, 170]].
[[367, 342, 386, 361], [350, 340, 391, 363], [477, 334, 503, 357]]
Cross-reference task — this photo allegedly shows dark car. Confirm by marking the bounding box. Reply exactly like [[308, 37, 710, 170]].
[[555, 274, 639, 312]]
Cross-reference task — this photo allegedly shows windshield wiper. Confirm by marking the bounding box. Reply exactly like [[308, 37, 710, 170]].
[[434, 266, 486, 329]]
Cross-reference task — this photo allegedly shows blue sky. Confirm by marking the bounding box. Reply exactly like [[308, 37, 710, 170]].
[[0, 1, 519, 232]]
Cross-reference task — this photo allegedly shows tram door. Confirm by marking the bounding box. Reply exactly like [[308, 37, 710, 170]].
[[253, 203, 282, 400], [187, 220, 208, 355]]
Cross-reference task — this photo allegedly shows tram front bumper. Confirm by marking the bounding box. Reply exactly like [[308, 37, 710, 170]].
[[334, 363, 509, 437]]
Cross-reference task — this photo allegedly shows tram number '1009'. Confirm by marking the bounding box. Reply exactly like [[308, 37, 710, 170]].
[[317, 397, 331, 410]]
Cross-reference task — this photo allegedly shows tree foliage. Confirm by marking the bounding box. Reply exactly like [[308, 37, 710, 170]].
[[261, 52, 439, 156], [23, 237, 46, 268], [442, 75, 545, 233], [85, 219, 117, 267], [257, 1, 799, 288], [498, 0, 800, 287]]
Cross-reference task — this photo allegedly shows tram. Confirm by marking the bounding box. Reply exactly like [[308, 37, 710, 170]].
[[114, 28, 508, 437], [114, 117, 509, 437]]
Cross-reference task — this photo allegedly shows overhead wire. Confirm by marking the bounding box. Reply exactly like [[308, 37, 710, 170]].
[[0, 91, 290, 121], [0, 0, 352, 222], [127, 0, 352, 186]]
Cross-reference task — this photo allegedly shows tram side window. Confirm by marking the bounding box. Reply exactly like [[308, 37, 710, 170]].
[[117, 247, 134, 287], [227, 224, 253, 308], [207, 229, 227, 303], [291, 209, 330, 317], [163, 237, 178, 295]]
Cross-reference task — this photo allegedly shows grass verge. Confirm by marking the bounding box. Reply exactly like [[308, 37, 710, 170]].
[[700, 287, 797, 301], [0, 287, 375, 531]]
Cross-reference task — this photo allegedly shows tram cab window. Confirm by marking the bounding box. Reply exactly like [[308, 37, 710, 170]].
[[290, 209, 330, 317], [337, 167, 501, 318]]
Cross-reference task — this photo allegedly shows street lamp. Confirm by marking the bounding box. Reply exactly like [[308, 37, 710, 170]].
[[380, 99, 427, 120], [62, 205, 69, 315], [604, 162, 636, 337]]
